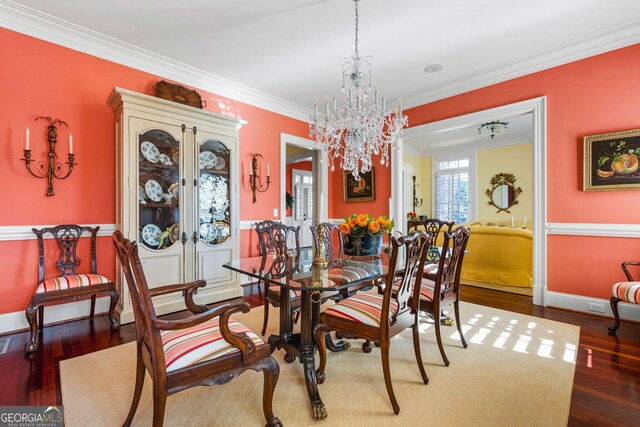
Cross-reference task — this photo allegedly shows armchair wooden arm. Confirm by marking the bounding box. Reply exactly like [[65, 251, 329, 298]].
[[149, 280, 207, 314], [621, 261, 640, 281], [153, 302, 257, 364]]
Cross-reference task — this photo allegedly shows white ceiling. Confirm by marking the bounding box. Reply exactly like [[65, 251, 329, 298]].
[[403, 112, 533, 157], [3, 0, 640, 119]]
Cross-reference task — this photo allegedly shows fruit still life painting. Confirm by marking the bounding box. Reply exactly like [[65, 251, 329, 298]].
[[344, 167, 376, 201], [584, 129, 640, 191]]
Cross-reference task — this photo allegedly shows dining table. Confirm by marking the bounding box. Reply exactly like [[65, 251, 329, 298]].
[[223, 246, 445, 420]]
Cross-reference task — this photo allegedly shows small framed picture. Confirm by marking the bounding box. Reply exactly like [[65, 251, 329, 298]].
[[583, 128, 640, 192], [343, 168, 376, 202]]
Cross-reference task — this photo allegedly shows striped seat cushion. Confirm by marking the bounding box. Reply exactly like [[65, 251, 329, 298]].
[[423, 263, 439, 278], [390, 278, 436, 301], [322, 293, 398, 327], [161, 317, 265, 373], [268, 286, 302, 299], [36, 274, 110, 293], [612, 282, 640, 304]]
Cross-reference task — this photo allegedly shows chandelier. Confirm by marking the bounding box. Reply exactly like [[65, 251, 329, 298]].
[[310, 0, 408, 179], [478, 121, 509, 139]]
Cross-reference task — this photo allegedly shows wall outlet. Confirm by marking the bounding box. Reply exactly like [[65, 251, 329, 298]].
[[273, 208, 278, 217], [587, 302, 605, 314]]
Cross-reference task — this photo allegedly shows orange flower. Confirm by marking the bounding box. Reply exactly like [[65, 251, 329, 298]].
[[368, 221, 380, 233], [355, 214, 369, 227], [376, 216, 390, 228], [339, 222, 351, 235], [348, 218, 356, 228]]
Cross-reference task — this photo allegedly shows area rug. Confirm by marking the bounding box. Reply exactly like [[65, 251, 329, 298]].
[[60, 302, 578, 426]]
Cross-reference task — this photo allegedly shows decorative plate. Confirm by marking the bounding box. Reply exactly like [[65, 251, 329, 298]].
[[138, 185, 146, 203], [145, 179, 163, 202], [140, 141, 160, 163], [158, 153, 172, 165], [214, 156, 226, 170], [199, 151, 217, 169], [141, 224, 162, 247], [171, 148, 179, 165], [199, 223, 215, 243], [153, 80, 205, 109], [168, 223, 180, 243], [213, 221, 230, 244], [199, 208, 213, 223], [168, 182, 179, 202]]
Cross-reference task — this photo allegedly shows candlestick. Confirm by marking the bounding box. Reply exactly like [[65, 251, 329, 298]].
[[247, 153, 271, 203], [69, 133, 73, 154], [267, 163, 270, 177], [26, 127, 30, 150], [511, 216, 514, 228], [523, 216, 527, 229]]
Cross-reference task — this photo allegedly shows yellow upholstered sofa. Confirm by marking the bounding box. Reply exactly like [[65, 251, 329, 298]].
[[436, 225, 533, 288]]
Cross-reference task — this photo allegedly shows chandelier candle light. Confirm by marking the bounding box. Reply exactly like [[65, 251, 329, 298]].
[[478, 120, 509, 139], [310, 0, 408, 180]]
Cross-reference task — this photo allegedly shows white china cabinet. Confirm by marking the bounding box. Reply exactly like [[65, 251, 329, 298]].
[[108, 87, 243, 323]]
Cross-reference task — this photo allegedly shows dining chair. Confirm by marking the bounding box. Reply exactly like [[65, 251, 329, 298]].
[[25, 224, 119, 353], [314, 230, 433, 415], [113, 231, 281, 427], [413, 226, 471, 366], [408, 218, 454, 266], [609, 260, 640, 334], [255, 220, 302, 336]]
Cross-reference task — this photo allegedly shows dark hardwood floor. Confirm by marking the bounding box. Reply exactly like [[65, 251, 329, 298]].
[[0, 285, 638, 425]]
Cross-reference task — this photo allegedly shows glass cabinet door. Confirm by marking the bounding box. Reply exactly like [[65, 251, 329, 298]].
[[198, 139, 230, 245], [138, 129, 181, 250]]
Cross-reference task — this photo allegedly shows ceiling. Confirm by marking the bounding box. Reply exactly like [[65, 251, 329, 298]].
[[3, 0, 640, 120], [403, 112, 533, 156]]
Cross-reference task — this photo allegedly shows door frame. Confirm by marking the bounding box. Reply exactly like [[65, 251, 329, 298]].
[[280, 133, 328, 225], [394, 96, 547, 306]]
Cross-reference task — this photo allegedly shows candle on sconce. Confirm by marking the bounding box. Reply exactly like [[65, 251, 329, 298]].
[[511, 216, 514, 228], [69, 133, 73, 154], [523, 216, 527, 229], [26, 127, 30, 150], [267, 163, 270, 177]]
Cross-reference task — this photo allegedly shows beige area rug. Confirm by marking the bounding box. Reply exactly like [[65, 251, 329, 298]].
[[60, 302, 578, 426], [462, 281, 534, 297]]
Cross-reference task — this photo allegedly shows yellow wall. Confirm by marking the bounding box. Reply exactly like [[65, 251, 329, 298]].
[[403, 153, 431, 217], [476, 142, 533, 227]]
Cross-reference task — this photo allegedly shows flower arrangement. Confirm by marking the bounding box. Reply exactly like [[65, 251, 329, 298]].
[[407, 211, 417, 219], [339, 214, 394, 236]]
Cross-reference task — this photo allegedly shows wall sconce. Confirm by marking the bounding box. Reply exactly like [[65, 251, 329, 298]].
[[22, 116, 76, 196], [412, 175, 423, 212], [247, 153, 270, 203]]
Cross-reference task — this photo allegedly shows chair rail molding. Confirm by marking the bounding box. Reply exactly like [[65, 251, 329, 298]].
[[0, 224, 116, 241], [547, 222, 640, 238]]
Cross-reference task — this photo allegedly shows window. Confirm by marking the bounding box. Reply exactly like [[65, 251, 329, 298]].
[[434, 155, 472, 223]]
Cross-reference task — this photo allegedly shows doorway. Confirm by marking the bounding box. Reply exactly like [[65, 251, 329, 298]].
[[280, 133, 328, 248], [394, 97, 547, 307]]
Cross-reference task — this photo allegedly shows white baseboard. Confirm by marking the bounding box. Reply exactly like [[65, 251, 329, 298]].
[[0, 297, 111, 335], [547, 291, 640, 322]]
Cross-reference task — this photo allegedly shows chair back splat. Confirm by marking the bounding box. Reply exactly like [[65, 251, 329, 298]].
[[310, 222, 344, 261], [385, 231, 433, 327]]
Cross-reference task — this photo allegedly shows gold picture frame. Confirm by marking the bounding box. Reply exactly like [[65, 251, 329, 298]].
[[583, 128, 640, 191], [343, 168, 376, 202]]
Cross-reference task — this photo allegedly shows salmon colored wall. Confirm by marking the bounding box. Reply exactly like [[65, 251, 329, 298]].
[[285, 161, 312, 217], [0, 28, 308, 315], [405, 43, 640, 300]]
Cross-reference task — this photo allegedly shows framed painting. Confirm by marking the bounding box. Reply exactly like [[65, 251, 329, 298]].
[[343, 168, 376, 202], [583, 128, 640, 192]]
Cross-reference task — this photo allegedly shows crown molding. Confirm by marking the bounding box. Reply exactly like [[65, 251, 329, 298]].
[[402, 17, 640, 109], [0, 0, 312, 122]]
